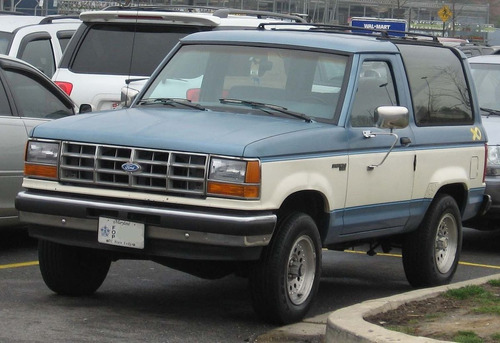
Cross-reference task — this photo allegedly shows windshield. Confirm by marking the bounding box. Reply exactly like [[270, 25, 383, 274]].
[[141, 44, 348, 121], [470, 62, 500, 114]]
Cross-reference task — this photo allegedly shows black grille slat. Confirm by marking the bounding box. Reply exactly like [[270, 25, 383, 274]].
[[59, 142, 208, 196]]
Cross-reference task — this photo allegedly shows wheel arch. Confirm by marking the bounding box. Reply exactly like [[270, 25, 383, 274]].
[[276, 190, 330, 244], [435, 182, 468, 216]]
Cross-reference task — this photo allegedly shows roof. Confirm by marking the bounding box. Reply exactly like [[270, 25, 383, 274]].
[[79, 7, 305, 27], [80, 10, 222, 27], [0, 15, 80, 33], [180, 28, 403, 54], [468, 54, 500, 64]]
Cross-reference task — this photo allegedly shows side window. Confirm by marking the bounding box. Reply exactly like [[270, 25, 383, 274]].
[[398, 44, 473, 126], [0, 78, 12, 115], [18, 36, 56, 77], [57, 30, 76, 53], [351, 61, 397, 127], [4, 69, 73, 119]]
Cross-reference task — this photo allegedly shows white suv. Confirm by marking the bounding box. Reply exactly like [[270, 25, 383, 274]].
[[52, 6, 305, 111], [0, 15, 81, 77]]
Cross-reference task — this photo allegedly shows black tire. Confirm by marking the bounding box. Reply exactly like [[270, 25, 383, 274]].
[[249, 212, 322, 324], [38, 240, 111, 296], [402, 194, 462, 288]]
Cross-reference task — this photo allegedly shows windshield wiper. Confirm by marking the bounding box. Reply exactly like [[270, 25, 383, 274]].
[[138, 98, 206, 111], [480, 107, 500, 117], [219, 98, 314, 123]]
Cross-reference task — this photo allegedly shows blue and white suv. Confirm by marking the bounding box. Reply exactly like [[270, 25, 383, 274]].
[[17, 24, 491, 324]]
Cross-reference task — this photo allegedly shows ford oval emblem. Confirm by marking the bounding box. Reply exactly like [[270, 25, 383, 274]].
[[121, 162, 141, 172]]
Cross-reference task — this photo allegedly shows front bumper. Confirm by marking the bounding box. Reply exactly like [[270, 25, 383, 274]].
[[16, 191, 276, 261]]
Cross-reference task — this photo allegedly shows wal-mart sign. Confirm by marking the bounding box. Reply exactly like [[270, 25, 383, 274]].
[[350, 17, 407, 37]]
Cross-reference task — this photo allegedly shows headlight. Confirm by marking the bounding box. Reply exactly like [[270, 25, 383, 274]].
[[207, 158, 260, 199], [24, 140, 60, 179]]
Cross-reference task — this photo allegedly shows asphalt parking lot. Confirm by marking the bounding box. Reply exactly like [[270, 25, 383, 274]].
[[0, 227, 499, 342]]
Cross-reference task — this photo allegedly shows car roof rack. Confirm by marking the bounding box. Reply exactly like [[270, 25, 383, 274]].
[[102, 5, 306, 23], [103, 5, 222, 13], [257, 22, 441, 44], [39, 15, 80, 24], [212, 8, 305, 22]]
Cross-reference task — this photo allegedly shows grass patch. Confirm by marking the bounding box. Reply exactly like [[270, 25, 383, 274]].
[[488, 279, 500, 287], [445, 281, 500, 316], [453, 330, 483, 343], [474, 305, 500, 316], [445, 285, 487, 300], [491, 332, 500, 341]]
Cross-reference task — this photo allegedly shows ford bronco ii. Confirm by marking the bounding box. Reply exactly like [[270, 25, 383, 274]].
[[16, 24, 491, 324]]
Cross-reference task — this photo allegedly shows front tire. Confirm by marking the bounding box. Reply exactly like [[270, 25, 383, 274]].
[[38, 240, 111, 296], [249, 212, 322, 324], [402, 194, 462, 287]]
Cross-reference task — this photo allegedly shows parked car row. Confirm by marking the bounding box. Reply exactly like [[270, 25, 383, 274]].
[[0, 6, 305, 228], [1, 4, 499, 326], [2, 7, 500, 232], [15, 19, 491, 324]]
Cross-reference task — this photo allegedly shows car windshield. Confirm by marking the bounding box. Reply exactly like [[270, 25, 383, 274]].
[[140, 44, 348, 121], [470, 61, 500, 114]]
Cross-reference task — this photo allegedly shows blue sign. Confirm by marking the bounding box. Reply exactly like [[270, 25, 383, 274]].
[[350, 18, 407, 37]]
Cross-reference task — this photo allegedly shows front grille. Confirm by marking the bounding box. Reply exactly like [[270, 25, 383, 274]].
[[59, 142, 208, 196]]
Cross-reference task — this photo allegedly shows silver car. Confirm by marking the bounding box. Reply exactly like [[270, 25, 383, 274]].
[[0, 54, 76, 228], [468, 55, 500, 230]]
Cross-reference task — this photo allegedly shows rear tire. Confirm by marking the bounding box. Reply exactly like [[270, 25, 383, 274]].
[[402, 194, 462, 287], [249, 212, 322, 324], [38, 240, 111, 296]]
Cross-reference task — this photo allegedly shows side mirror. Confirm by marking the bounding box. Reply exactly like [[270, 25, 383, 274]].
[[121, 86, 140, 108], [375, 106, 409, 130], [364, 106, 411, 170], [79, 104, 92, 114]]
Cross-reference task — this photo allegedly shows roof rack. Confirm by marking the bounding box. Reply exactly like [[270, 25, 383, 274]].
[[101, 5, 306, 23], [212, 9, 306, 23], [257, 22, 441, 44], [103, 5, 222, 13], [39, 15, 80, 24]]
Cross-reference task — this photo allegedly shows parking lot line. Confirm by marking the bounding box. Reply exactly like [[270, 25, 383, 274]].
[[0, 261, 39, 269], [343, 249, 500, 270], [1, 254, 500, 271]]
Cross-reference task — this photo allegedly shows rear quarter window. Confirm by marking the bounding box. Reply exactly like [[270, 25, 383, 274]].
[[397, 44, 473, 126]]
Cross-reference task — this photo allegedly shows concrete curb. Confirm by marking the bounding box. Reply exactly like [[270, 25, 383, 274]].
[[325, 273, 500, 343]]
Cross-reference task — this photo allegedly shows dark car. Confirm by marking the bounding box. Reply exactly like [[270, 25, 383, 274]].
[[0, 54, 76, 228]]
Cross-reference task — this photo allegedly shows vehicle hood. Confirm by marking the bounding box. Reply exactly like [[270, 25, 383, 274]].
[[31, 108, 345, 157], [482, 114, 500, 145]]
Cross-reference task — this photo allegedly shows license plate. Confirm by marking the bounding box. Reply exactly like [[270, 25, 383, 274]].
[[98, 217, 145, 249]]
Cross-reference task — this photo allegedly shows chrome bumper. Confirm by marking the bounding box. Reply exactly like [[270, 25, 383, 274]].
[[16, 191, 276, 252]]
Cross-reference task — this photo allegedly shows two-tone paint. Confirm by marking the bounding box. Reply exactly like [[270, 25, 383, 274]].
[[16, 29, 488, 259]]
